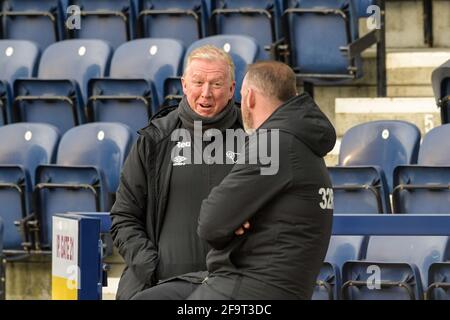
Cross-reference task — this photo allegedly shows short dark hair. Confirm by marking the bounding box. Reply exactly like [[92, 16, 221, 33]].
[[245, 61, 297, 102]]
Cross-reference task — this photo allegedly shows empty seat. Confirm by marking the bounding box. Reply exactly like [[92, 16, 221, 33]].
[[13, 39, 112, 134], [209, 0, 283, 60], [0, 40, 39, 126], [329, 120, 420, 213], [163, 35, 258, 106], [34, 123, 132, 249], [1, 0, 65, 50], [427, 262, 450, 300], [342, 236, 450, 300], [329, 166, 389, 214], [138, 0, 207, 48], [88, 38, 184, 135], [283, 0, 359, 81], [432, 59, 450, 124], [313, 235, 367, 300], [393, 166, 450, 214], [338, 120, 421, 192], [393, 124, 450, 214], [282, 0, 386, 96], [67, 0, 136, 49], [417, 123, 450, 166], [0, 123, 59, 250]]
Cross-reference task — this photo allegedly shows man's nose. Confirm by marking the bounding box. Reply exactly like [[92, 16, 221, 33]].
[[201, 83, 212, 98]]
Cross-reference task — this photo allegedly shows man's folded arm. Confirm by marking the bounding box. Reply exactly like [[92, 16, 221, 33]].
[[110, 137, 158, 285], [198, 140, 290, 249]]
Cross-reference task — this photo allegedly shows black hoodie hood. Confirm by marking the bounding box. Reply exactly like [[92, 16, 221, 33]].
[[260, 93, 337, 157]]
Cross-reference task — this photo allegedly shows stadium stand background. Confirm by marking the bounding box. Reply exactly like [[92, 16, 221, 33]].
[[0, 0, 450, 299]]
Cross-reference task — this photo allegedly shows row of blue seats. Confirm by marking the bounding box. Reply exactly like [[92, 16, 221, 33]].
[[1, 119, 448, 254], [314, 234, 450, 300], [0, 0, 373, 49], [330, 120, 450, 214], [0, 0, 385, 93], [0, 122, 132, 252], [0, 35, 258, 135], [1, 0, 228, 50]]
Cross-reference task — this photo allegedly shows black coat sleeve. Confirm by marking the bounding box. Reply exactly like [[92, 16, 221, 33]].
[[110, 135, 158, 285], [197, 132, 291, 249]]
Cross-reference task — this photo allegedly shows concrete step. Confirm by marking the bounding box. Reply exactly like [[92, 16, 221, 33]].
[[349, 48, 450, 87], [310, 49, 450, 124], [5, 254, 51, 300], [3, 249, 124, 300], [335, 97, 441, 137], [359, 0, 450, 48], [386, 50, 450, 85]]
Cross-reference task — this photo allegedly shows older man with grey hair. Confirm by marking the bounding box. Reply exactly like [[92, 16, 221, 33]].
[[111, 45, 243, 300]]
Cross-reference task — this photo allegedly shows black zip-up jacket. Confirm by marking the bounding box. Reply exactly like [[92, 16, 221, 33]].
[[197, 93, 336, 299], [110, 105, 242, 300]]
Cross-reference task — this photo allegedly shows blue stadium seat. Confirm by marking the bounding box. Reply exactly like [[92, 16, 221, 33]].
[[281, 0, 386, 96], [329, 166, 390, 214], [1, 0, 65, 50], [209, 0, 283, 60], [417, 123, 450, 166], [392, 124, 450, 214], [283, 0, 360, 82], [0, 40, 39, 126], [138, 0, 207, 48], [163, 35, 258, 106], [0, 123, 59, 250], [66, 0, 136, 50], [13, 39, 112, 134], [313, 235, 367, 300], [88, 38, 184, 135], [431, 59, 450, 124], [342, 236, 450, 300], [33, 123, 132, 249], [393, 166, 450, 214], [339, 120, 421, 193], [427, 262, 450, 300]]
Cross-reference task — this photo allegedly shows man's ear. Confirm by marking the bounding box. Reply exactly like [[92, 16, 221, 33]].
[[247, 88, 256, 110], [181, 77, 187, 95], [229, 81, 236, 100]]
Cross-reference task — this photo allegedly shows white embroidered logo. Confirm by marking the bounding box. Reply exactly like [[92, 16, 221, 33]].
[[173, 156, 187, 166], [226, 151, 240, 164]]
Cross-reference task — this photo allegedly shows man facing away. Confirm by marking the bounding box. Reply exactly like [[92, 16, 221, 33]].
[[133, 61, 336, 300], [110, 45, 243, 300]]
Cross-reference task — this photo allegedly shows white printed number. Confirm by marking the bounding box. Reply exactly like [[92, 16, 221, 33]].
[[319, 188, 334, 210], [424, 114, 435, 133]]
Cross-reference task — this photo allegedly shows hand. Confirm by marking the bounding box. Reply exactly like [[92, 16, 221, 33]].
[[234, 221, 251, 236]]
